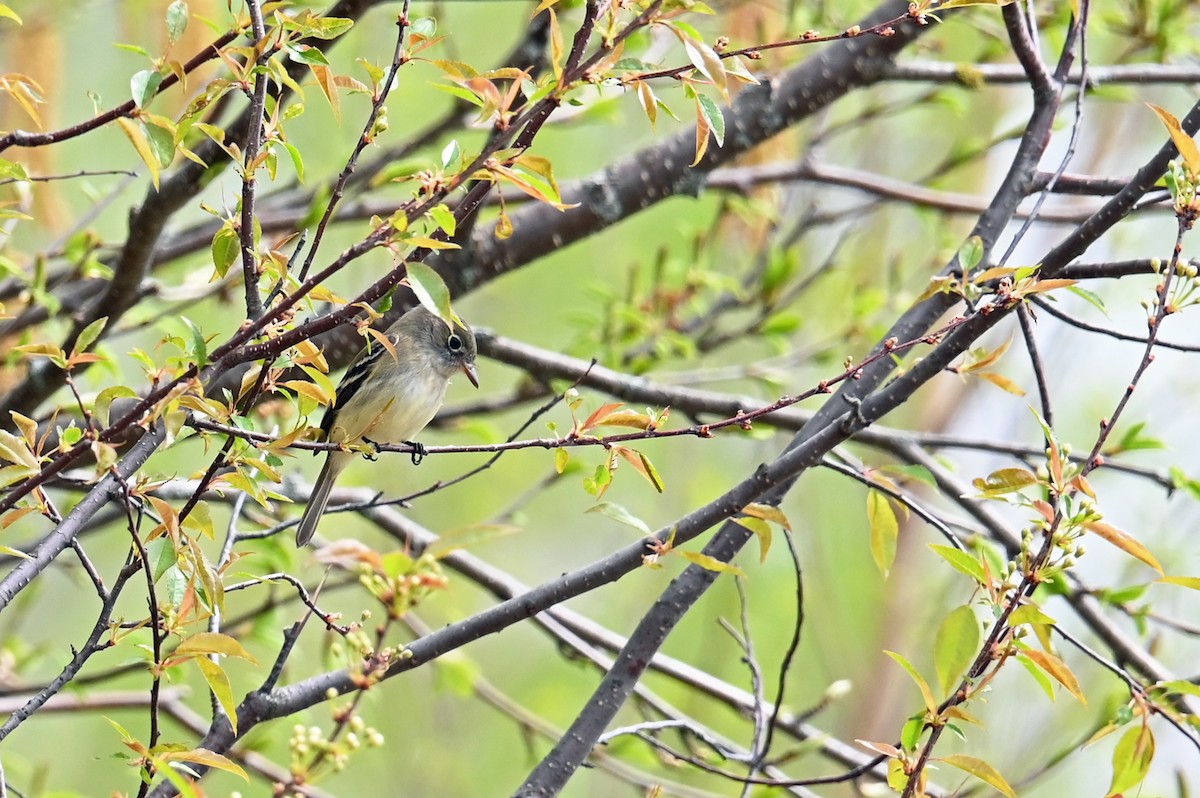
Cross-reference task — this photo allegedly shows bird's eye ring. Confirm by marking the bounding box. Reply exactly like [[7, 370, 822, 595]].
[[447, 333, 463, 351]]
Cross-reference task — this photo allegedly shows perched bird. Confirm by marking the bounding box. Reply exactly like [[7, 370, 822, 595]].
[[295, 306, 479, 545]]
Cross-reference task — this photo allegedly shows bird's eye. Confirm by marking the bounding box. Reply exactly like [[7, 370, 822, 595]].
[[447, 333, 463, 351]]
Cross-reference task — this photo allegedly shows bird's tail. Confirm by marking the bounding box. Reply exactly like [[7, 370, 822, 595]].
[[296, 454, 345, 546]]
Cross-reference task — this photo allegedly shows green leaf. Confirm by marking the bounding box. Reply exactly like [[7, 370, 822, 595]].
[[210, 224, 239, 278], [74, 316, 108, 355], [180, 317, 208, 365], [0, 4, 23, 24], [143, 537, 177, 584], [1108, 724, 1154, 795], [95, 385, 137, 426], [430, 203, 457, 236], [554, 447, 569, 474], [165, 0, 188, 44], [586, 501, 650, 535], [928, 543, 988, 584], [884, 650, 938, 716], [405, 261, 454, 324], [131, 69, 162, 108], [939, 754, 1016, 798], [958, 235, 984, 272], [867, 489, 898, 578], [1067, 284, 1106, 315], [934, 605, 979, 696], [282, 140, 304, 182]]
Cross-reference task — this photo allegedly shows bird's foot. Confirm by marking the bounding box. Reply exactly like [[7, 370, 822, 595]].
[[361, 437, 382, 461], [404, 440, 427, 466]]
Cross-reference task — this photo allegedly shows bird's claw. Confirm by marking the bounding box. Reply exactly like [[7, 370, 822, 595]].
[[405, 440, 427, 466], [361, 437, 382, 461]]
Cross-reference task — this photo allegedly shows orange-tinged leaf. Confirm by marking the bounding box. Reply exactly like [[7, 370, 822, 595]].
[[364, 327, 401, 364], [977, 371, 1026, 396], [580, 402, 624, 433], [692, 101, 710, 167], [1148, 103, 1200, 180], [1022, 648, 1086, 704], [309, 62, 340, 120], [635, 80, 656, 128], [1084, 520, 1163, 575], [939, 754, 1016, 798], [613, 446, 665, 493], [292, 338, 329, 371], [856, 739, 901, 758]]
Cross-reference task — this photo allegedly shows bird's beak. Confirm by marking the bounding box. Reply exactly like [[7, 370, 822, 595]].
[[462, 362, 480, 388]]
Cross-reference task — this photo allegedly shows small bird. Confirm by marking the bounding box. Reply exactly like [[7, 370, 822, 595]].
[[295, 305, 479, 546]]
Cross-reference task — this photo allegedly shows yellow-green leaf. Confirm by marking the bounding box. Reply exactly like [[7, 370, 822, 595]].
[[733, 516, 772, 564], [934, 605, 979, 696], [742, 502, 791, 530], [972, 467, 1038, 496], [928, 544, 988, 584], [1159, 575, 1200, 590], [195, 657, 239, 734], [884, 650, 938, 716], [174, 632, 258, 663], [157, 746, 248, 781], [676, 549, 745, 577], [116, 117, 160, 189], [939, 754, 1016, 798], [867, 489, 898, 578], [1009, 604, 1056, 627], [1108, 724, 1154, 796]]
